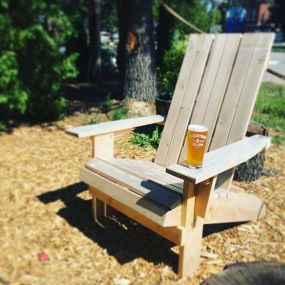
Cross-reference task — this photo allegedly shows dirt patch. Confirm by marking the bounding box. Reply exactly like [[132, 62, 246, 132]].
[[0, 119, 284, 284]]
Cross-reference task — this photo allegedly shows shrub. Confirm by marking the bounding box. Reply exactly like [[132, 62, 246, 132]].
[[111, 105, 129, 121], [132, 127, 161, 149], [84, 113, 100, 125], [157, 39, 187, 98], [0, 0, 79, 121], [0, 51, 28, 118]]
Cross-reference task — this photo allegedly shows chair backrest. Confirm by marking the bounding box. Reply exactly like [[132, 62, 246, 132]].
[[155, 33, 274, 167]]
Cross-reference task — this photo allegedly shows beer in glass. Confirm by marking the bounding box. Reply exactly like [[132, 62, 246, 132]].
[[187, 124, 208, 168]]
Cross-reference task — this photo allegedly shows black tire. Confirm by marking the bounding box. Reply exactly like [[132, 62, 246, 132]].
[[201, 262, 285, 285], [234, 150, 265, 182]]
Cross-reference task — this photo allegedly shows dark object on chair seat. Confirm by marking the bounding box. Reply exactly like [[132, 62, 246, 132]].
[[201, 262, 285, 285]]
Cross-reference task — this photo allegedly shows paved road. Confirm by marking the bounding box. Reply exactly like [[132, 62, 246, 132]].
[[263, 52, 285, 84]]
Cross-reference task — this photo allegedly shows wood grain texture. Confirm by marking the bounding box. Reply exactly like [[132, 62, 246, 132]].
[[85, 158, 182, 209], [163, 35, 214, 167], [156, 34, 214, 166], [208, 33, 259, 150], [66, 115, 165, 138], [166, 135, 270, 184], [105, 158, 183, 194], [91, 133, 114, 158], [81, 167, 182, 227], [226, 33, 275, 144], [155, 35, 201, 166], [206, 190, 266, 224], [89, 187, 183, 244], [179, 34, 241, 161]]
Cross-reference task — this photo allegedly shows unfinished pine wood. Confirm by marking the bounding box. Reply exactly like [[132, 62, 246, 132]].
[[178, 177, 217, 277], [67, 33, 275, 278], [91, 133, 114, 159], [89, 187, 183, 245], [91, 196, 107, 225], [179, 34, 241, 161], [208, 33, 259, 150], [194, 177, 217, 219], [181, 181, 195, 227], [178, 181, 202, 277], [209, 33, 274, 190], [178, 35, 227, 161], [178, 217, 204, 278], [190, 34, 228, 125], [163, 35, 214, 167], [166, 135, 270, 184], [85, 159, 182, 210], [91, 133, 114, 219], [155, 35, 201, 166], [205, 191, 266, 224], [80, 167, 182, 227], [227, 33, 275, 144], [105, 158, 183, 194], [156, 34, 214, 166], [66, 115, 165, 138]]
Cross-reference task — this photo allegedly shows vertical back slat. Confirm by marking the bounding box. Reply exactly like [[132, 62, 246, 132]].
[[209, 33, 259, 150], [202, 34, 242, 146], [155, 34, 214, 166], [179, 34, 241, 161], [226, 33, 274, 144], [155, 34, 203, 166]]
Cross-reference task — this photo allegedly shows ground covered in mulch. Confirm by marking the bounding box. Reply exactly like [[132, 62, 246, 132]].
[[0, 106, 284, 285]]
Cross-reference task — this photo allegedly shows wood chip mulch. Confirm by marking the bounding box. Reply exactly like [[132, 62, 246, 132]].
[[0, 123, 284, 285]]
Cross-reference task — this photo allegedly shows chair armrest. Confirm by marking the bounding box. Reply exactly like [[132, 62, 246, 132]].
[[66, 115, 165, 138], [166, 135, 271, 184]]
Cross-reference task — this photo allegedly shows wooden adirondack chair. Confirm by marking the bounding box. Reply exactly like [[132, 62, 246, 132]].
[[67, 33, 274, 277]]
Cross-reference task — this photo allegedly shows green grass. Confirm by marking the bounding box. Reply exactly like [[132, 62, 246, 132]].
[[252, 82, 285, 145]]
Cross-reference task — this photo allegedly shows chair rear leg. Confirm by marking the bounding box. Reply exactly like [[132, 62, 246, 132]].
[[91, 195, 107, 226]]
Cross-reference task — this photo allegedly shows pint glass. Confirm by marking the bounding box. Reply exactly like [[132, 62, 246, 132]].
[[187, 124, 208, 168]]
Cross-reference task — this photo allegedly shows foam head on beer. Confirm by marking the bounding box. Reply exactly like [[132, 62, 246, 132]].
[[187, 124, 208, 168]]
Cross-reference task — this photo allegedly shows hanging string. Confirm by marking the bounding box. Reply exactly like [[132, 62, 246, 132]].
[[159, 0, 204, 34]]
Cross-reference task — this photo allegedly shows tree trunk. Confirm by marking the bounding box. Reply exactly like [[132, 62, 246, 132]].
[[157, 0, 174, 67], [116, 0, 130, 93], [122, 0, 157, 102], [87, 0, 101, 83]]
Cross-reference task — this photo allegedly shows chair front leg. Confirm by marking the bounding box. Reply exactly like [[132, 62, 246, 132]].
[[90, 133, 114, 223], [178, 177, 216, 278]]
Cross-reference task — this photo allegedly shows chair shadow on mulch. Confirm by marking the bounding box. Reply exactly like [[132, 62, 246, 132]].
[[37, 182, 244, 272]]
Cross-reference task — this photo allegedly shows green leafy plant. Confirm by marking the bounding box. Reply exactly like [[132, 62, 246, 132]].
[[102, 94, 113, 113], [132, 127, 161, 149], [157, 39, 187, 98], [84, 113, 100, 125], [111, 106, 129, 121], [0, 0, 80, 122], [0, 51, 28, 118]]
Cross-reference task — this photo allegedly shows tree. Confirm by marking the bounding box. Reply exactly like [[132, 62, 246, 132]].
[[156, 0, 175, 67], [116, 0, 130, 86], [0, 0, 78, 120], [118, 0, 157, 102], [87, 0, 101, 83]]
